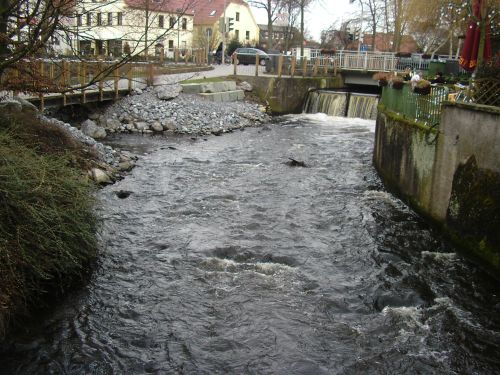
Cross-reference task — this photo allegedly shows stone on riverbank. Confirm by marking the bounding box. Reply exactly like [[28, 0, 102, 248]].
[[81, 119, 107, 139]]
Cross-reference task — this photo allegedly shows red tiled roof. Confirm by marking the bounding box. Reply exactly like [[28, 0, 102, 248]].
[[124, 0, 195, 15], [192, 0, 247, 25]]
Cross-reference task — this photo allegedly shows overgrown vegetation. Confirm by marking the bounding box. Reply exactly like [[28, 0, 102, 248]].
[[0, 112, 100, 336]]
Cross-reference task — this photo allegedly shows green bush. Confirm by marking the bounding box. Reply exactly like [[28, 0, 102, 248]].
[[0, 114, 99, 335], [226, 37, 242, 56]]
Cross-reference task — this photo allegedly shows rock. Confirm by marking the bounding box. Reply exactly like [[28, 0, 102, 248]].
[[286, 158, 307, 167], [13, 96, 38, 113], [156, 85, 182, 100], [132, 88, 143, 95], [135, 121, 149, 131], [88, 112, 100, 121], [118, 161, 135, 172], [80, 119, 107, 139], [239, 81, 253, 91], [0, 99, 22, 114], [115, 190, 133, 199], [90, 168, 112, 184], [151, 121, 163, 132], [105, 117, 121, 131]]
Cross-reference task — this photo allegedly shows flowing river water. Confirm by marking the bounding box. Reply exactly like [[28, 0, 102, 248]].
[[1, 114, 499, 374]]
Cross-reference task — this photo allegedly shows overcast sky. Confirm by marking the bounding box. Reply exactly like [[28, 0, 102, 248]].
[[250, 0, 356, 42]]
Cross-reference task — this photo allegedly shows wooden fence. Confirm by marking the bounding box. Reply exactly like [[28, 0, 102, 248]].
[[1, 52, 208, 110]]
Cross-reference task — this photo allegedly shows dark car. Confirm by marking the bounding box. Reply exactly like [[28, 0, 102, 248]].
[[232, 48, 270, 65]]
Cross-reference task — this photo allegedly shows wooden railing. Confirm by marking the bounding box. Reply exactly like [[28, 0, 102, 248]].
[[1, 53, 210, 110]]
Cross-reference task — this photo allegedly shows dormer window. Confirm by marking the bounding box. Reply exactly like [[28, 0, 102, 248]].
[[209, 10, 216, 16]]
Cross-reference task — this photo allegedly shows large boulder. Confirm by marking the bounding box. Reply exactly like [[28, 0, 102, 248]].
[[135, 121, 149, 131], [156, 85, 182, 100], [151, 121, 163, 132], [0, 100, 22, 115], [161, 119, 177, 131], [104, 117, 121, 131], [81, 119, 107, 139], [13, 97, 38, 114], [90, 168, 112, 184], [238, 81, 253, 92]]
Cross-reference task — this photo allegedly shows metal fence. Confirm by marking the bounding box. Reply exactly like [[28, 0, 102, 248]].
[[380, 83, 449, 126], [229, 50, 466, 77]]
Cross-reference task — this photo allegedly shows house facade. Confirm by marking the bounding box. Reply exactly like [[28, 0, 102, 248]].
[[258, 24, 298, 52], [191, 0, 260, 52], [70, 0, 195, 58]]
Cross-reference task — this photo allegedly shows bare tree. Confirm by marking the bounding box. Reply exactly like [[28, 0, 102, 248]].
[[247, 0, 284, 50], [0, 0, 197, 93], [281, 0, 300, 52]]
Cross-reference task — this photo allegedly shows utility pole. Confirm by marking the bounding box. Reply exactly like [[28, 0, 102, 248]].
[[145, 0, 149, 60], [222, 0, 226, 60]]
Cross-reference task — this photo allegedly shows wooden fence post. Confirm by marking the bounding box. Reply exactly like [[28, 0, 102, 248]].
[[147, 63, 154, 86], [39, 61, 45, 111], [98, 61, 104, 101], [291, 56, 296, 77], [277, 54, 283, 78], [128, 63, 133, 92], [323, 57, 329, 76], [302, 57, 308, 77], [233, 53, 237, 75], [114, 66, 119, 98], [62, 60, 69, 106], [255, 54, 260, 76], [313, 57, 319, 76], [80, 61, 87, 104]]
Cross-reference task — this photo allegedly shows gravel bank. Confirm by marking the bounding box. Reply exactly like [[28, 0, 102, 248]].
[[97, 84, 271, 136]]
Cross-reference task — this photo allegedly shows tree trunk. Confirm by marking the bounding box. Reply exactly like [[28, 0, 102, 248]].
[[267, 2, 273, 51], [392, 0, 403, 52], [300, 2, 304, 58]]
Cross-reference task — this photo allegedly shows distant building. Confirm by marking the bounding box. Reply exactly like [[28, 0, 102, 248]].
[[192, 0, 260, 51], [346, 33, 418, 53], [69, 0, 195, 58], [258, 24, 298, 52]]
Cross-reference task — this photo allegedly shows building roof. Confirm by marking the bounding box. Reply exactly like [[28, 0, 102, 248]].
[[124, 0, 195, 15], [191, 0, 248, 25]]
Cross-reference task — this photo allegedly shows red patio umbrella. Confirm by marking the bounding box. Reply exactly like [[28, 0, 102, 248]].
[[459, 0, 492, 72]]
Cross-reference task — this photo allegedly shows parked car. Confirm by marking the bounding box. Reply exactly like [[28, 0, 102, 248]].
[[232, 48, 270, 66]]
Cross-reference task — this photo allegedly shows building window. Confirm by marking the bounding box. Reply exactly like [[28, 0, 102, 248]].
[[169, 17, 176, 28], [235, 29, 239, 39], [245, 30, 249, 40], [181, 17, 187, 30], [77, 14, 82, 26], [86, 13, 92, 26], [107, 12, 113, 25], [168, 40, 174, 50], [97, 13, 102, 26], [235, 12, 239, 21], [117, 12, 123, 25], [159, 15, 164, 28]]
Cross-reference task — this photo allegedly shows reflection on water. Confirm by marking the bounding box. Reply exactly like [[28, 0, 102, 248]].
[[1, 114, 499, 375]]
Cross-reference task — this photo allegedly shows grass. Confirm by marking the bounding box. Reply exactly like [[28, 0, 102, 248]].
[[180, 76, 234, 84], [0, 112, 100, 337]]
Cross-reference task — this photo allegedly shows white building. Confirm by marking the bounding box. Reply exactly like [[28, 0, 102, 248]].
[[70, 0, 195, 58]]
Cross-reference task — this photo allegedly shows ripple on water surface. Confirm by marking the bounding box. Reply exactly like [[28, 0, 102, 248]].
[[0, 114, 499, 374]]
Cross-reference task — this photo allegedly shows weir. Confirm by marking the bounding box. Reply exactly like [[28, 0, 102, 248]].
[[304, 90, 379, 120]]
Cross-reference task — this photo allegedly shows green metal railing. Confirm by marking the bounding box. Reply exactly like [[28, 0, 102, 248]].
[[380, 83, 449, 127]]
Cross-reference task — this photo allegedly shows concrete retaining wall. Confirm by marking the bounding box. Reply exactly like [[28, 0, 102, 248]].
[[241, 76, 344, 114], [374, 102, 500, 272]]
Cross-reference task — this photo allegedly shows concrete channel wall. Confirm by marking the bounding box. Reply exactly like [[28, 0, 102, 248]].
[[374, 102, 500, 272], [241, 76, 344, 114]]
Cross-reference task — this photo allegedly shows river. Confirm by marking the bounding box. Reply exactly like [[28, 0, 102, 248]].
[[1, 114, 499, 374]]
